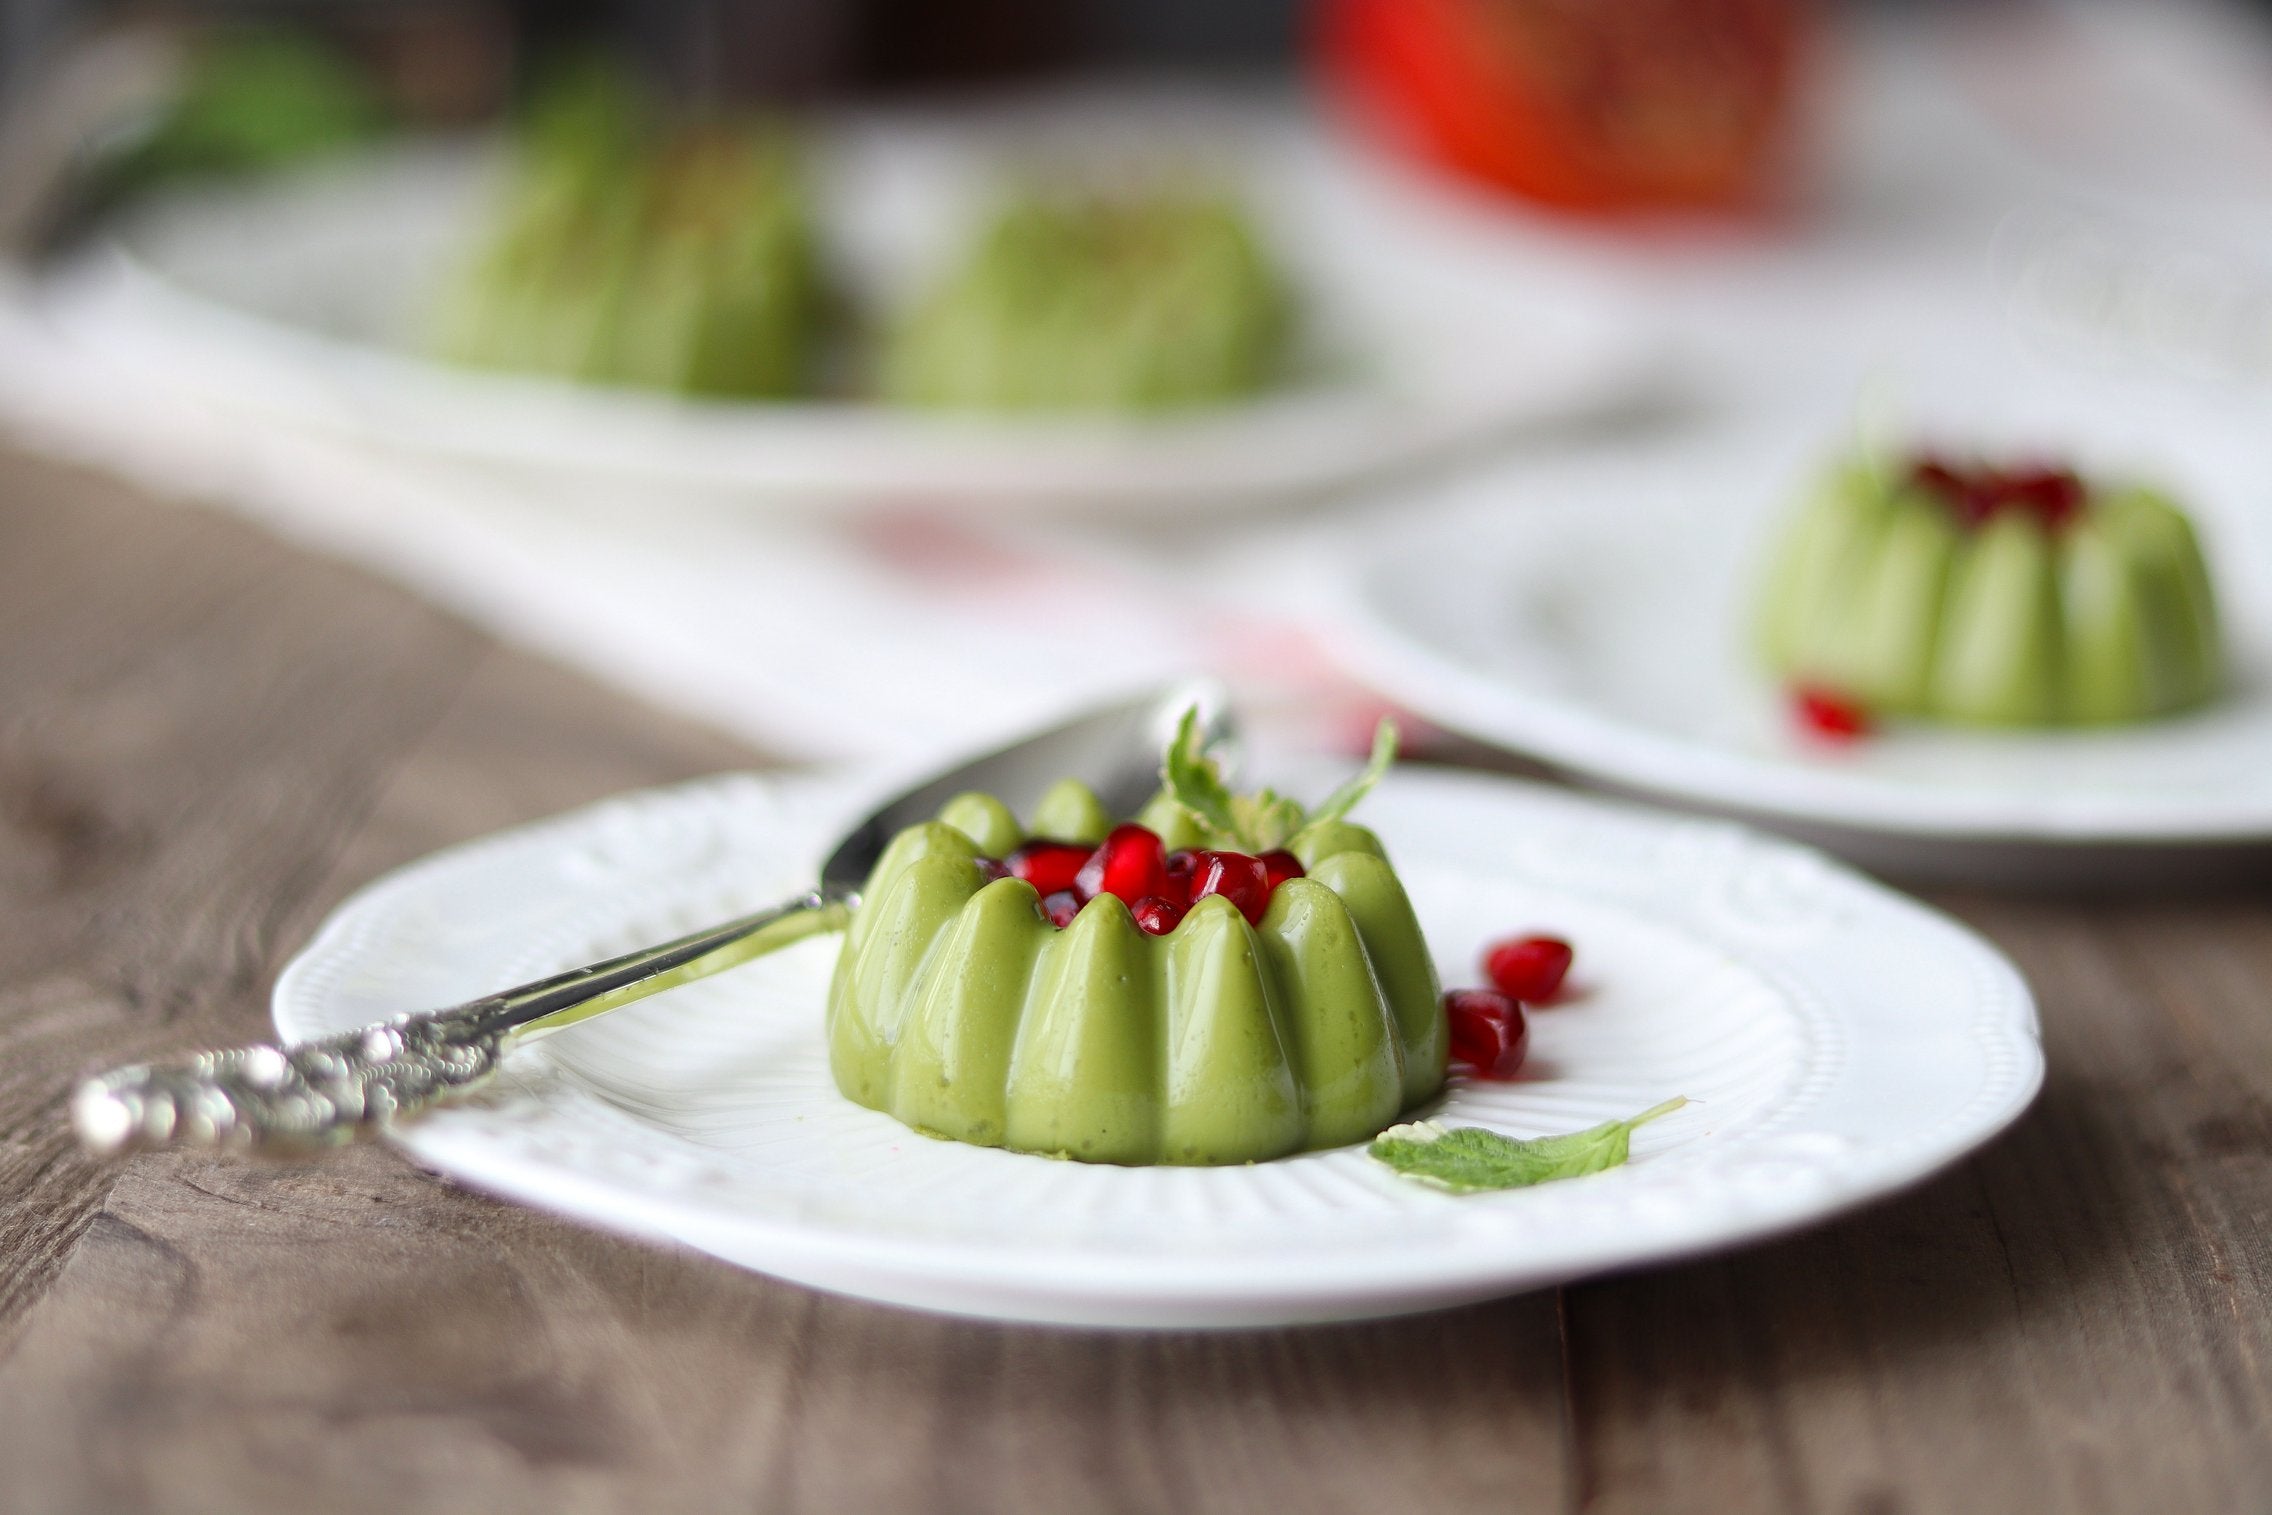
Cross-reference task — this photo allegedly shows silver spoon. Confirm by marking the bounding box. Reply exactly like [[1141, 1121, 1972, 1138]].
[[71, 682, 1230, 1158]]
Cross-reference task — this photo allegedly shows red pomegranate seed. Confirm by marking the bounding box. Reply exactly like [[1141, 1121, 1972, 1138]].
[[974, 856, 1011, 883], [1259, 850, 1305, 893], [1910, 456, 1956, 488], [1791, 684, 1871, 743], [1040, 890, 1082, 928], [1075, 824, 1169, 906], [1909, 455, 1967, 504], [1130, 895, 1186, 935], [1163, 850, 1197, 904], [2000, 465, 2085, 529], [1911, 454, 1997, 528], [1911, 453, 2086, 531], [1444, 989, 1528, 1080], [1190, 850, 1270, 924], [1483, 935, 1574, 1003], [1009, 841, 1090, 899]]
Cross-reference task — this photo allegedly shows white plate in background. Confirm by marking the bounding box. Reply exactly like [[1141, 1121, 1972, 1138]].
[[1328, 408, 2272, 881], [274, 766, 2039, 1327], [39, 91, 1656, 515]]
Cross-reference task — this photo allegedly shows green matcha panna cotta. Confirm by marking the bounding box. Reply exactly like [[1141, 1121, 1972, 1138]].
[[430, 71, 823, 399], [882, 190, 1292, 413], [430, 67, 1292, 414], [1755, 451, 2222, 727], [826, 718, 1447, 1166]]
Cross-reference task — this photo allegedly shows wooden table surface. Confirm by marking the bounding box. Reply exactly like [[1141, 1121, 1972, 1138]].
[[2, 447, 2269, 1515]]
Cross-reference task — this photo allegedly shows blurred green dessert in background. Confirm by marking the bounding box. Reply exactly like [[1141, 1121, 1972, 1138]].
[[426, 66, 1295, 411], [827, 715, 1445, 1166], [1756, 451, 2222, 728], [44, 26, 391, 248], [882, 190, 1293, 413], [103, 29, 389, 191], [429, 69, 822, 398]]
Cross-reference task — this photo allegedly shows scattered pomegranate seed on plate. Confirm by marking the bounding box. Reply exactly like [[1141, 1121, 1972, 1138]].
[[1791, 685, 1871, 743], [1444, 989, 1528, 1079], [1483, 935, 1573, 1003]]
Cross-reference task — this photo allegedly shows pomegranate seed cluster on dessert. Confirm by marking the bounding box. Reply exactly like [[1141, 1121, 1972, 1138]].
[[1755, 449, 2222, 728], [826, 713, 1446, 1165]]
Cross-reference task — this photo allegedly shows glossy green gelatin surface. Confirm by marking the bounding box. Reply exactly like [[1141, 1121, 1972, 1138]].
[[825, 783, 1446, 1166], [1755, 456, 2223, 727]]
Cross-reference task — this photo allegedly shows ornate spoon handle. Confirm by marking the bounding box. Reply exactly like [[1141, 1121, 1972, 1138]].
[[72, 887, 852, 1158]]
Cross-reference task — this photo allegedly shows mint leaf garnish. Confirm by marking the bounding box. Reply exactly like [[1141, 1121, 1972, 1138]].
[[1228, 789, 1305, 853], [1160, 709, 1400, 853], [1306, 718, 1397, 830], [1367, 1098, 1689, 1195], [1161, 706, 1241, 843]]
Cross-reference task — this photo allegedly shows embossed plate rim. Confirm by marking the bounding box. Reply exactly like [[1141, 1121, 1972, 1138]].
[[273, 768, 2042, 1328]]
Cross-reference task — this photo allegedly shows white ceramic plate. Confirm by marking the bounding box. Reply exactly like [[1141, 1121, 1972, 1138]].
[[1330, 423, 2272, 877], [40, 92, 1651, 516], [272, 766, 2039, 1328]]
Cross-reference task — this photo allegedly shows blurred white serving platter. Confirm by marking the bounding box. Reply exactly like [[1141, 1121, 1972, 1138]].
[[273, 765, 2039, 1328], [35, 91, 1655, 516]]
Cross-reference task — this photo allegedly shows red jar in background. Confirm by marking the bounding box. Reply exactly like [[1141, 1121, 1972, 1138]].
[[1315, 0, 1809, 215]]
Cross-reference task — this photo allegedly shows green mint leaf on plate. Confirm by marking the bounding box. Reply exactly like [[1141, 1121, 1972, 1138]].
[[1306, 718, 1398, 830], [1367, 1098, 1689, 1195]]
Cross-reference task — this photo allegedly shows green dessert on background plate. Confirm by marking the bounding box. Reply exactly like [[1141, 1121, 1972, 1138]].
[[430, 70, 823, 398], [1756, 451, 2222, 728], [882, 190, 1292, 414], [827, 716, 1445, 1166]]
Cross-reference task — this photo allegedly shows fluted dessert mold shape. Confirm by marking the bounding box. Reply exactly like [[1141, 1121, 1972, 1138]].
[[1755, 456, 2223, 727], [882, 191, 1292, 414], [826, 785, 1447, 1166], [429, 68, 823, 399]]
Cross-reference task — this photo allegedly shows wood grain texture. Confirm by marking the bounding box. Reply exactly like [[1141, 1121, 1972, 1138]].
[[0, 447, 2268, 1514]]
